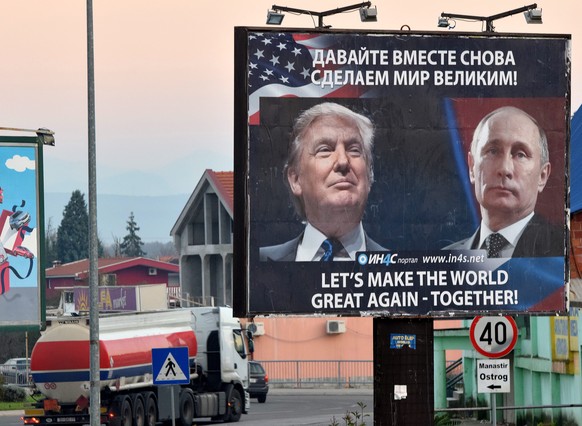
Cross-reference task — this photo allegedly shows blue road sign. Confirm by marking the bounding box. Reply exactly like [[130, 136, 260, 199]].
[[152, 347, 190, 385]]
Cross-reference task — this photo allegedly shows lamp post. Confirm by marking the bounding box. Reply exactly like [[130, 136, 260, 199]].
[[86, 1, 100, 425]]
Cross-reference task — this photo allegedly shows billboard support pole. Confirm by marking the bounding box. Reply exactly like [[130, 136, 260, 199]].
[[373, 318, 434, 425]]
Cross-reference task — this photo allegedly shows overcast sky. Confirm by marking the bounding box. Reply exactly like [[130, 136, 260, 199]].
[[0, 0, 579, 196]]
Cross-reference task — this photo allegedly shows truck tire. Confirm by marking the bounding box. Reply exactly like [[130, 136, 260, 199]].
[[257, 394, 267, 403], [131, 394, 145, 426], [178, 389, 194, 426], [112, 395, 133, 426], [142, 392, 157, 426], [224, 388, 242, 423]]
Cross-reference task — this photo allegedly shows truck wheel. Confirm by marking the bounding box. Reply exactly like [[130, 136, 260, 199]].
[[114, 396, 133, 426], [179, 389, 194, 426], [257, 394, 267, 403], [143, 393, 157, 426], [224, 388, 242, 423], [131, 395, 145, 426]]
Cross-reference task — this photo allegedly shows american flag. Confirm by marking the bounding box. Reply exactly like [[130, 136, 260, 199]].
[[247, 32, 368, 125]]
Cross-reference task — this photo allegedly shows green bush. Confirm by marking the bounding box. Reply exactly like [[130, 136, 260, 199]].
[[1, 385, 27, 402]]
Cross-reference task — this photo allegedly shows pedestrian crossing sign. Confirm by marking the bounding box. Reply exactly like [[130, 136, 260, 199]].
[[152, 347, 190, 385]]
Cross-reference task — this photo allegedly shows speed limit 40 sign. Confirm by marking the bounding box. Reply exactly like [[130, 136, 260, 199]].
[[470, 316, 518, 358]]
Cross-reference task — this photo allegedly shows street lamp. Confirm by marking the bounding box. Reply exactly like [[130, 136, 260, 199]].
[[266, 2, 378, 28], [437, 3, 542, 32]]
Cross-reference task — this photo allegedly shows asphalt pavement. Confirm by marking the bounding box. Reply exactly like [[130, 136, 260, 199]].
[[0, 389, 494, 425], [269, 389, 495, 425]]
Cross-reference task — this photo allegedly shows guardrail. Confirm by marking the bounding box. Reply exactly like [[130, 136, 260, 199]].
[[257, 360, 373, 388]]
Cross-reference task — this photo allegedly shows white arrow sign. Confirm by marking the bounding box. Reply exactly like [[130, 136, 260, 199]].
[[477, 358, 510, 393]]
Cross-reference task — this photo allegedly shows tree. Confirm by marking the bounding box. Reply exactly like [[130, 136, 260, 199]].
[[56, 190, 89, 263], [120, 212, 146, 257], [111, 235, 122, 257], [44, 217, 58, 268]]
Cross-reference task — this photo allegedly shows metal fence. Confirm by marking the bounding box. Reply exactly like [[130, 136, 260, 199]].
[[0, 370, 30, 386], [257, 360, 373, 388]]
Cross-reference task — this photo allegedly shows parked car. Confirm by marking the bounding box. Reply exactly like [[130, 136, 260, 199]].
[[0, 357, 30, 386], [249, 361, 269, 403]]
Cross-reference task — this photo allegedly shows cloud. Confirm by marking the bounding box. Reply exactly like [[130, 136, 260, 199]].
[[6, 155, 36, 172]]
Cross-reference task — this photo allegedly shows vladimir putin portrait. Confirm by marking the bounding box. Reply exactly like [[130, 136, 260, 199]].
[[444, 106, 563, 258]]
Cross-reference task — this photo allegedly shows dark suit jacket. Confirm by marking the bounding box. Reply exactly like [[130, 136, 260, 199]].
[[260, 232, 385, 261], [443, 214, 564, 257]]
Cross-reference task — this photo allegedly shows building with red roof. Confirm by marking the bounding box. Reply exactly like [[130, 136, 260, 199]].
[[171, 169, 234, 306], [45, 257, 179, 302]]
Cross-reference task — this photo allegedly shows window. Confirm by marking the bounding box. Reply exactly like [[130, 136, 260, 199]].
[[233, 329, 247, 358]]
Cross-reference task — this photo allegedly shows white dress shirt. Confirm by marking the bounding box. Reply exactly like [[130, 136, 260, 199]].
[[295, 223, 366, 261]]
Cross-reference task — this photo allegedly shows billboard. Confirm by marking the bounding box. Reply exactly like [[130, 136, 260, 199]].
[[233, 29, 570, 317], [0, 136, 47, 329]]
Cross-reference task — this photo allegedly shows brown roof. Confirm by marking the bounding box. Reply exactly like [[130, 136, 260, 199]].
[[207, 170, 233, 213], [46, 257, 179, 278]]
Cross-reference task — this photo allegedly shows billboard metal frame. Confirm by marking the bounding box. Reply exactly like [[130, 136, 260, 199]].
[[0, 135, 48, 331]]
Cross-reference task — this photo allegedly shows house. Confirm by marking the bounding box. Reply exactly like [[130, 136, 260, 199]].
[[171, 169, 234, 307], [45, 257, 179, 303]]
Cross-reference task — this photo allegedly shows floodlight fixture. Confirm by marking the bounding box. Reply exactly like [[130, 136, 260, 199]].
[[359, 5, 377, 22], [266, 10, 285, 25], [0, 126, 56, 145], [524, 8, 542, 24], [268, 2, 376, 28], [438, 3, 541, 32], [437, 16, 450, 28]]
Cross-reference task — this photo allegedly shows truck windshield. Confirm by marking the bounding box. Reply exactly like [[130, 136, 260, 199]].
[[233, 329, 247, 358]]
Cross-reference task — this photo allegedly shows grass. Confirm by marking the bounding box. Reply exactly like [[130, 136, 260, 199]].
[[0, 400, 26, 411], [0, 395, 36, 411]]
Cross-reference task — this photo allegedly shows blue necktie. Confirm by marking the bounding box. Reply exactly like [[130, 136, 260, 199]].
[[321, 239, 343, 261]]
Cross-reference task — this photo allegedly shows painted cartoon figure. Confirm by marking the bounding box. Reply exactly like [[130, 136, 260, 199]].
[[0, 187, 35, 297]]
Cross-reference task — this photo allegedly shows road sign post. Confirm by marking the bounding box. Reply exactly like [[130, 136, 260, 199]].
[[477, 358, 511, 426], [152, 347, 190, 426], [470, 317, 517, 426]]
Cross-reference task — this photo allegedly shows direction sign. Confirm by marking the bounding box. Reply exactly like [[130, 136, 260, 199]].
[[477, 358, 511, 393], [152, 347, 190, 385], [470, 316, 518, 358]]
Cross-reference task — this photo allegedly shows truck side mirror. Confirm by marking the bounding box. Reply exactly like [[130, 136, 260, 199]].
[[246, 330, 255, 354]]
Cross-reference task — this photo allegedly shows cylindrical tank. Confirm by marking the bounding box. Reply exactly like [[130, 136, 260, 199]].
[[31, 309, 198, 404]]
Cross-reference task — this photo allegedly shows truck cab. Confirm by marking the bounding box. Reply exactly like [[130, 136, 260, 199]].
[[189, 306, 251, 419]]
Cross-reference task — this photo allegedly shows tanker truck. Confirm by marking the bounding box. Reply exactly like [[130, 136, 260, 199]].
[[23, 306, 250, 426]]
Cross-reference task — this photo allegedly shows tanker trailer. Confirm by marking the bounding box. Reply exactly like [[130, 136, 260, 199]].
[[23, 306, 250, 426]]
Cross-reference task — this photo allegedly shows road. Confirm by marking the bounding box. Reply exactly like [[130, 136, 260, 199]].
[[236, 388, 373, 425], [0, 389, 374, 426]]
